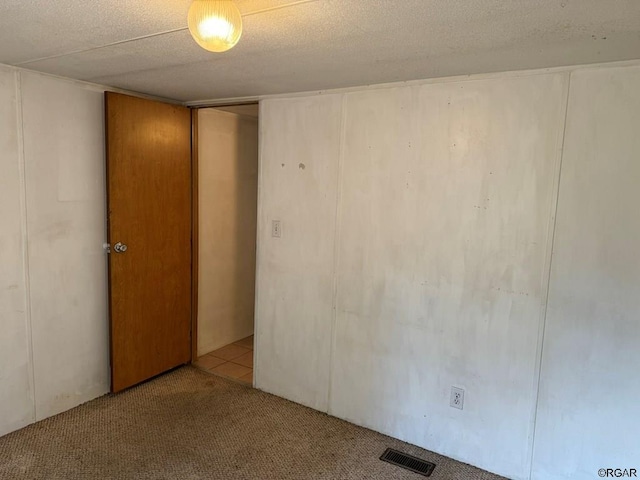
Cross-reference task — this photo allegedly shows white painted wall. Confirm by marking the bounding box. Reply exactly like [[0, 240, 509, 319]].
[[256, 73, 569, 479], [332, 75, 569, 479], [256, 63, 640, 479], [0, 67, 109, 436], [532, 65, 640, 480], [21, 72, 109, 419], [0, 67, 34, 436], [255, 95, 344, 411], [197, 108, 258, 355]]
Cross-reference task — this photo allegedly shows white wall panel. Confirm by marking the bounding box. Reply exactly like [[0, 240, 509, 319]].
[[255, 95, 343, 412], [532, 66, 640, 480], [330, 75, 568, 480], [20, 72, 109, 420], [0, 67, 34, 436], [256, 73, 569, 479]]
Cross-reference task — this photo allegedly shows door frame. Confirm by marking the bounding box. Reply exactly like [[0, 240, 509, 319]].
[[188, 103, 260, 364], [105, 99, 260, 372], [190, 108, 199, 363]]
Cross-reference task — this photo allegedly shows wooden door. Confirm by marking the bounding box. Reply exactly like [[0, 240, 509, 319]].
[[105, 92, 192, 392]]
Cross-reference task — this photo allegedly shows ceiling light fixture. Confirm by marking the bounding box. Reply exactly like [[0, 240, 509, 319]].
[[188, 0, 243, 53]]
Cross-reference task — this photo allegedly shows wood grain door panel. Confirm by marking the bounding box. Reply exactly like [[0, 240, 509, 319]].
[[105, 92, 192, 392]]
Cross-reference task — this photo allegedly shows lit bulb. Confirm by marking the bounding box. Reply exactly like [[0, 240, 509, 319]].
[[198, 17, 234, 40], [188, 0, 243, 53]]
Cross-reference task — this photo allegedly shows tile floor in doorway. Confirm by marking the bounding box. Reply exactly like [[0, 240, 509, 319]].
[[194, 335, 254, 386]]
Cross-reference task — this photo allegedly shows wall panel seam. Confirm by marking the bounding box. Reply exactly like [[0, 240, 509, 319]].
[[327, 94, 348, 414], [527, 71, 574, 480], [14, 70, 37, 423]]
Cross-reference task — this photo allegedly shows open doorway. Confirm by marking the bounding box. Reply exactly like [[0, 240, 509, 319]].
[[192, 104, 259, 386]]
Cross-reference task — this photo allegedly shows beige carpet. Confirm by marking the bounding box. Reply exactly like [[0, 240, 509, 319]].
[[0, 367, 505, 480]]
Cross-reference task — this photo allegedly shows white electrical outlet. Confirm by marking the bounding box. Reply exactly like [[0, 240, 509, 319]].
[[272, 220, 282, 238], [450, 387, 464, 410]]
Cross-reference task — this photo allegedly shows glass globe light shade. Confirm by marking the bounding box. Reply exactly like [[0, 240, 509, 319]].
[[188, 0, 243, 53]]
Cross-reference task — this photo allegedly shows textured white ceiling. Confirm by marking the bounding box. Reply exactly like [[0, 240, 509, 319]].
[[1, 0, 639, 102]]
